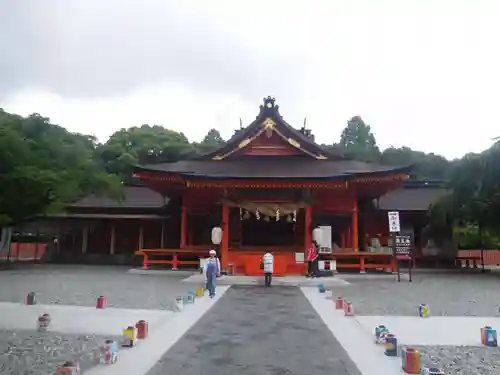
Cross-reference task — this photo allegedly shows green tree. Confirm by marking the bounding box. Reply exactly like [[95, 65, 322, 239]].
[[0, 109, 122, 254], [381, 147, 452, 179], [192, 129, 226, 156], [338, 116, 381, 161], [98, 125, 194, 178], [202, 128, 224, 146], [430, 144, 500, 247]]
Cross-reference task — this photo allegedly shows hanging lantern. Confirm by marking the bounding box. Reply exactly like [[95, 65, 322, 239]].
[[243, 210, 250, 220], [239, 207, 243, 220], [211, 227, 222, 245], [276, 208, 280, 221], [293, 210, 297, 222], [264, 215, 270, 222], [255, 208, 260, 220], [286, 215, 292, 223]]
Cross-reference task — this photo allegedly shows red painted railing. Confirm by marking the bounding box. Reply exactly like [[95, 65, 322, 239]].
[[458, 250, 500, 265], [0, 243, 48, 261]]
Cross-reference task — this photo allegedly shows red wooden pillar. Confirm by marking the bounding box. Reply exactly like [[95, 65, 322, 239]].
[[221, 202, 229, 271], [304, 205, 312, 250], [180, 205, 187, 249], [187, 226, 193, 246], [172, 252, 179, 270], [351, 199, 359, 251]]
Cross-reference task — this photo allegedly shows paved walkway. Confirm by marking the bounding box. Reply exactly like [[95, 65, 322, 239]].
[[146, 286, 362, 375]]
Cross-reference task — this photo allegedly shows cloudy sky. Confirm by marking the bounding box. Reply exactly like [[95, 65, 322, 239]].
[[1, 0, 499, 159]]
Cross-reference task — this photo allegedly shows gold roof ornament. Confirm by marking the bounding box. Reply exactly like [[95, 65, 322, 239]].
[[262, 118, 276, 130]]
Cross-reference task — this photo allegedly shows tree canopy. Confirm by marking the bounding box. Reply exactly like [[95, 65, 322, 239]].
[[337, 116, 381, 162], [429, 144, 500, 247], [0, 110, 122, 227]]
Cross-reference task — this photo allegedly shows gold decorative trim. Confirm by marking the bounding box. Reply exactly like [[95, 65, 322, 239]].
[[238, 138, 251, 148], [287, 138, 300, 148], [272, 126, 327, 160]]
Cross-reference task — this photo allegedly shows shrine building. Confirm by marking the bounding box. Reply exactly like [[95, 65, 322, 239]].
[[127, 96, 426, 275]]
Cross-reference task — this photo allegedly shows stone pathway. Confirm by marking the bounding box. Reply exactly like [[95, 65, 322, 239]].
[[146, 286, 362, 375]]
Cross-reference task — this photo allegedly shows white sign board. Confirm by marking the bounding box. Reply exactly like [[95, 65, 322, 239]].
[[388, 211, 401, 233], [318, 226, 332, 249], [295, 252, 305, 263]]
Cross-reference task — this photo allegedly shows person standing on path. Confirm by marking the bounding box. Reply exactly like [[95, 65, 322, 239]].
[[263, 251, 274, 287], [306, 242, 318, 278], [205, 249, 220, 298]]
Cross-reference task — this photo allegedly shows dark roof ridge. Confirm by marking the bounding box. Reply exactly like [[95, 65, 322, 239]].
[[133, 158, 413, 178]]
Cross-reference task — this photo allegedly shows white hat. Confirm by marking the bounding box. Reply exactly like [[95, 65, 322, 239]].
[[209, 250, 216, 255]]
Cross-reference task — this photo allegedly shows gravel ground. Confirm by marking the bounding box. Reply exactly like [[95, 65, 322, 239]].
[[400, 345, 500, 375], [0, 265, 197, 374], [0, 329, 120, 375], [0, 264, 197, 310], [2, 266, 500, 374], [332, 273, 500, 316]]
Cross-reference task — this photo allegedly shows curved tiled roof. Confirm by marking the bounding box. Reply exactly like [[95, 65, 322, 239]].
[[135, 158, 411, 179]]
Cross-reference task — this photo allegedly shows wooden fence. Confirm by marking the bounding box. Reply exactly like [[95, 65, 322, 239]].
[[0, 243, 48, 261], [458, 250, 500, 265]]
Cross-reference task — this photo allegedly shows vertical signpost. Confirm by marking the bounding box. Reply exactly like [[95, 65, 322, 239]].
[[388, 211, 412, 283], [394, 234, 413, 283]]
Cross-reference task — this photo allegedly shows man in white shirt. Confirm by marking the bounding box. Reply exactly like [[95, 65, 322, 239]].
[[263, 252, 274, 287]]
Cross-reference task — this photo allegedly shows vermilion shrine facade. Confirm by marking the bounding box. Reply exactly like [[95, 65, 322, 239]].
[[132, 97, 413, 275]]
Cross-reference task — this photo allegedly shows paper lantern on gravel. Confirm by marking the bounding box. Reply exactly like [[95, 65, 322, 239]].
[[26, 292, 36, 305], [401, 347, 421, 374], [37, 313, 51, 331], [136, 320, 148, 339], [211, 227, 222, 245], [421, 366, 445, 375], [103, 340, 118, 364], [122, 325, 138, 347], [55, 360, 80, 375], [375, 325, 388, 343]]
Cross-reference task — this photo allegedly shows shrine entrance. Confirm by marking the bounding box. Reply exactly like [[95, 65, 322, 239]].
[[232, 201, 304, 249], [241, 215, 295, 247]]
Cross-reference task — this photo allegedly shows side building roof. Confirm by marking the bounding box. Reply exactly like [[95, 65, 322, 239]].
[[376, 180, 449, 211], [70, 186, 166, 208]]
